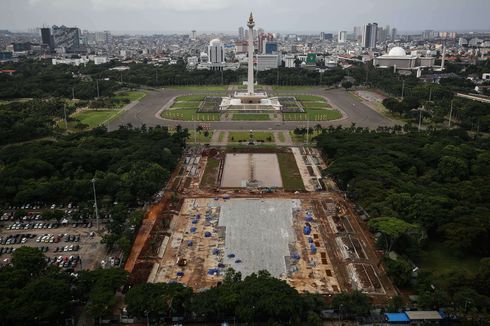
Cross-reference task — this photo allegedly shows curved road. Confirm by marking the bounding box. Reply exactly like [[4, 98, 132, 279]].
[[108, 88, 394, 131]]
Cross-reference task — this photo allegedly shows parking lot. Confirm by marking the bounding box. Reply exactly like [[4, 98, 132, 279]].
[[0, 208, 116, 271]]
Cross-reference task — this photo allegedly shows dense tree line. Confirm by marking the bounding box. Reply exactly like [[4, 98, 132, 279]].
[[257, 67, 345, 86], [0, 59, 121, 99], [0, 247, 127, 325], [0, 99, 82, 145], [0, 126, 187, 205], [316, 127, 490, 317], [125, 269, 371, 325]]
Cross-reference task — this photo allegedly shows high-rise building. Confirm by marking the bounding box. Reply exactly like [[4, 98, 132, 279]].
[[264, 40, 278, 54], [238, 26, 244, 40], [52, 25, 80, 52], [40, 27, 54, 51], [258, 32, 273, 54], [191, 30, 197, 39], [208, 38, 225, 65], [338, 31, 347, 43], [391, 28, 397, 41], [422, 30, 434, 40], [362, 23, 378, 49], [385, 25, 390, 41]]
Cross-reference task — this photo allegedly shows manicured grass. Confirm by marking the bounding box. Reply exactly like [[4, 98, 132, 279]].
[[232, 113, 271, 121], [171, 101, 200, 109], [114, 91, 146, 101], [228, 131, 274, 142], [200, 157, 220, 188], [175, 95, 205, 102], [218, 131, 225, 142], [273, 86, 317, 90], [419, 241, 481, 276], [301, 102, 331, 109], [72, 110, 121, 128], [187, 130, 213, 143], [289, 130, 322, 143], [283, 109, 342, 121], [168, 85, 227, 91], [161, 108, 220, 121], [277, 152, 305, 191], [277, 132, 286, 143], [294, 95, 326, 102]]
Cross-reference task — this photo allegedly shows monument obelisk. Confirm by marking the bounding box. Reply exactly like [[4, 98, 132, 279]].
[[247, 12, 255, 95]]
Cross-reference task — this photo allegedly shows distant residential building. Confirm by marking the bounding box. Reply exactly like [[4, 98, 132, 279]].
[[338, 31, 347, 43], [52, 25, 80, 52], [238, 26, 244, 40], [362, 23, 378, 49], [258, 32, 273, 54], [256, 54, 279, 71], [235, 40, 248, 53], [0, 52, 13, 61], [191, 30, 197, 39]]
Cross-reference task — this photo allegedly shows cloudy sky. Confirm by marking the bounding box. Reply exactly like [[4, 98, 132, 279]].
[[2, 0, 489, 33]]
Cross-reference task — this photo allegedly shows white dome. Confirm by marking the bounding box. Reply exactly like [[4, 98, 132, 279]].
[[209, 38, 222, 46], [388, 47, 406, 56]]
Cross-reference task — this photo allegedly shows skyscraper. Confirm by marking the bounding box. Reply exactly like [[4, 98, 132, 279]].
[[238, 26, 244, 40], [338, 31, 347, 43], [40, 27, 54, 51], [208, 39, 225, 68], [362, 23, 378, 49], [391, 28, 397, 41], [52, 25, 80, 52]]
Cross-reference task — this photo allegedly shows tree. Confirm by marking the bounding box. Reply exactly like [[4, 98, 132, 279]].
[[126, 283, 192, 320], [341, 81, 353, 89], [331, 291, 371, 316], [368, 217, 421, 253], [386, 295, 405, 312], [11, 246, 47, 275], [383, 257, 413, 287]]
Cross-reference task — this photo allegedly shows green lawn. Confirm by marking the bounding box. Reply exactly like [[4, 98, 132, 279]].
[[175, 95, 205, 101], [277, 132, 286, 143], [114, 91, 146, 102], [218, 131, 225, 142], [277, 153, 305, 191], [289, 130, 322, 143], [419, 242, 481, 277], [187, 130, 213, 143], [161, 108, 220, 121], [294, 95, 326, 102], [228, 131, 274, 142], [168, 85, 227, 91], [283, 109, 341, 121], [301, 102, 331, 109], [72, 110, 121, 128], [171, 101, 201, 109], [273, 86, 317, 91], [232, 113, 271, 121]]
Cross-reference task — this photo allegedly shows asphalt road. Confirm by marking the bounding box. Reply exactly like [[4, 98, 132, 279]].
[[107, 88, 394, 131]]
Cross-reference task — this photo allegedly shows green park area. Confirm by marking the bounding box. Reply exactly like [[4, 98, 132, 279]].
[[419, 241, 480, 277], [283, 95, 341, 121], [161, 108, 220, 121], [232, 113, 271, 121], [228, 131, 274, 142], [113, 91, 146, 102], [289, 130, 322, 143], [278, 152, 305, 191], [70, 109, 121, 129], [168, 85, 227, 92], [187, 130, 213, 143]]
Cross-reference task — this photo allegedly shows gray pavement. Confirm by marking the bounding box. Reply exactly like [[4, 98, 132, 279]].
[[107, 87, 395, 131]]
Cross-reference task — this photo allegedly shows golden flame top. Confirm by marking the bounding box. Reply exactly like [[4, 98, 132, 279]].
[[248, 12, 254, 24]]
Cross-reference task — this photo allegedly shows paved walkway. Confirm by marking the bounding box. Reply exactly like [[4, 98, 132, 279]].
[[210, 130, 228, 146], [274, 130, 293, 146]]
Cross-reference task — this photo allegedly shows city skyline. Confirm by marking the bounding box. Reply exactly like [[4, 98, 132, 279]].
[[2, 0, 490, 33]]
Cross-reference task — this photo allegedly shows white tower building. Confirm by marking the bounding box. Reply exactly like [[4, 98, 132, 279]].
[[208, 39, 224, 64], [247, 12, 255, 95]]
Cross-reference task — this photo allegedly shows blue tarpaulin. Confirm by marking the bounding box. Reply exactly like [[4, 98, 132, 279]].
[[303, 225, 311, 235], [384, 313, 410, 324], [204, 231, 212, 237], [190, 227, 197, 233]]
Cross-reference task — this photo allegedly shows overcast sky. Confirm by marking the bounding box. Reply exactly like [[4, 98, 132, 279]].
[[2, 0, 490, 33]]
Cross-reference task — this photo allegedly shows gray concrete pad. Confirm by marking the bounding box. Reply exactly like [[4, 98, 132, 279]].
[[221, 153, 283, 188], [218, 198, 299, 277]]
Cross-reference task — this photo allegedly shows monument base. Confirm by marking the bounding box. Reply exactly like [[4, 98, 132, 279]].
[[219, 92, 282, 111]]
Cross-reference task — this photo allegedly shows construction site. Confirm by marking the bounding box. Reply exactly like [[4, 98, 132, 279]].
[[125, 145, 397, 302]]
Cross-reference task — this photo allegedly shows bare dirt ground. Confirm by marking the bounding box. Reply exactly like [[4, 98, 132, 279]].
[[125, 145, 398, 303]]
